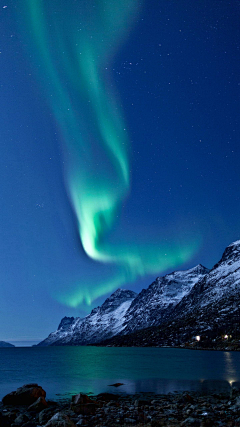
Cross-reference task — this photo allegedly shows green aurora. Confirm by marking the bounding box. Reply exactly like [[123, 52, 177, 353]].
[[20, 0, 199, 307]]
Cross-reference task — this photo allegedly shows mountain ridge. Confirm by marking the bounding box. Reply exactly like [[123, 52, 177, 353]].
[[37, 289, 137, 346], [37, 240, 240, 347], [97, 240, 240, 348]]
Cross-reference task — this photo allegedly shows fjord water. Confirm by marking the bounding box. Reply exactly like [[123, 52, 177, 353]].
[[0, 347, 239, 400]]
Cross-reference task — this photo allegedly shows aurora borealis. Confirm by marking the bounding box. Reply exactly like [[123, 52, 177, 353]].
[[0, 0, 240, 342], [19, 0, 198, 307]]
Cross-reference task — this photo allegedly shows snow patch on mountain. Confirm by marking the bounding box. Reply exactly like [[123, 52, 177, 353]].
[[168, 240, 240, 325], [37, 289, 137, 346], [121, 264, 209, 334]]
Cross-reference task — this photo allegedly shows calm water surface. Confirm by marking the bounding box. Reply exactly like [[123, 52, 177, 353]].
[[0, 347, 240, 400]]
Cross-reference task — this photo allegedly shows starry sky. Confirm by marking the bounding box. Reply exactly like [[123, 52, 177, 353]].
[[0, 0, 239, 344]]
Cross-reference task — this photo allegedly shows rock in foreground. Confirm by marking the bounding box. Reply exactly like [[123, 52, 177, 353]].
[[44, 412, 76, 427], [2, 384, 240, 426], [2, 383, 46, 406]]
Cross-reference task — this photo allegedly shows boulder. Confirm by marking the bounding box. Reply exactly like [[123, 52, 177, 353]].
[[0, 410, 18, 426], [2, 383, 46, 406], [28, 396, 48, 412], [96, 393, 119, 402], [39, 407, 59, 425], [44, 412, 76, 427], [71, 394, 98, 416], [71, 393, 94, 405], [13, 413, 31, 425], [71, 403, 97, 416]]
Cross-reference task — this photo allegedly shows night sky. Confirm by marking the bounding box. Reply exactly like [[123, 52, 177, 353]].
[[1, 0, 239, 344]]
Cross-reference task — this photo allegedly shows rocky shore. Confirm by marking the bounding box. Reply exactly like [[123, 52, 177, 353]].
[[2, 383, 240, 426]]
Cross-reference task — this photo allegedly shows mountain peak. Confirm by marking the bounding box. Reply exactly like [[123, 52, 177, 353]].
[[228, 240, 240, 247], [164, 264, 209, 282], [110, 288, 137, 299], [215, 239, 240, 267], [188, 264, 209, 274], [57, 316, 75, 331]]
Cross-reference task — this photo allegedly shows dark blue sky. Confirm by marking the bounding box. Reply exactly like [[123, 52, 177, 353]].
[[0, 0, 239, 343]]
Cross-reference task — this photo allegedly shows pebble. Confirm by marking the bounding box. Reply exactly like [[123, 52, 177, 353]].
[[2, 388, 240, 426]]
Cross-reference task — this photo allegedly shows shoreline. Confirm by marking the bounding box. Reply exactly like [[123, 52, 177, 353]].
[[10, 343, 240, 351], [95, 344, 240, 352], [2, 384, 240, 426], [2, 339, 240, 351]]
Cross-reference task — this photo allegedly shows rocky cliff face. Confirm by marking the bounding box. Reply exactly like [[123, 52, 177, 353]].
[[38, 265, 209, 346], [37, 289, 137, 346], [97, 240, 240, 347], [121, 264, 209, 335], [169, 240, 240, 332]]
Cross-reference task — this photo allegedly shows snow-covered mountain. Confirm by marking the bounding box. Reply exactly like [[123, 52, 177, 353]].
[[121, 264, 209, 335], [97, 240, 240, 347], [171, 240, 240, 325], [38, 240, 240, 347], [38, 265, 209, 346], [37, 289, 137, 346]]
